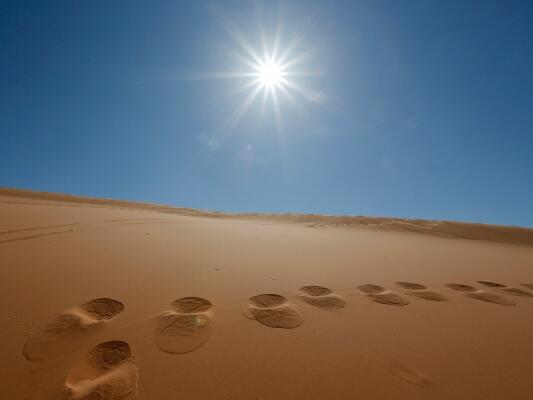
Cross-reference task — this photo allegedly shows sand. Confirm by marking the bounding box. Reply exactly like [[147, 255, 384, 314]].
[[1, 187, 533, 399]]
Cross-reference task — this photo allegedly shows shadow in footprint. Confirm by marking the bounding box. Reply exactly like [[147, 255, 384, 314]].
[[23, 298, 124, 361], [65, 340, 138, 400], [445, 283, 515, 306], [299, 285, 346, 309], [396, 282, 426, 290], [445, 283, 475, 292], [477, 281, 533, 298], [154, 297, 214, 355], [395, 282, 448, 302], [358, 284, 409, 306], [477, 281, 505, 288], [245, 294, 303, 329]]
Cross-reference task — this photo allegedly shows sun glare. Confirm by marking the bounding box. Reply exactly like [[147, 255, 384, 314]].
[[257, 59, 283, 88], [187, 16, 323, 134]]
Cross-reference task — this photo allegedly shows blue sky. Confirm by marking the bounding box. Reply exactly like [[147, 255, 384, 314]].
[[1, 1, 532, 227]]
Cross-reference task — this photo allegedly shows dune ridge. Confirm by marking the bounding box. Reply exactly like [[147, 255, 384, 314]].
[[1, 187, 532, 247]]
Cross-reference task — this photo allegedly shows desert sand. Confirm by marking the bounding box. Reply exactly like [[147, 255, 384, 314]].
[[1, 187, 533, 400]]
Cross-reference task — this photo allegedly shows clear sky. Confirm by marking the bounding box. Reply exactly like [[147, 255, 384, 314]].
[[1, 1, 532, 227]]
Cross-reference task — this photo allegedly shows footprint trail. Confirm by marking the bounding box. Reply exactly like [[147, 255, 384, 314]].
[[445, 283, 515, 305]]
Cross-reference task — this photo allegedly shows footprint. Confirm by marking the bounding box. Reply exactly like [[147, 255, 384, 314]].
[[245, 294, 303, 329], [65, 340, 138, 400], [445, 283, 515, 306], [468, 292, 516, 305], [154, 297, 214, 355], [390, 363, 430, 386], [395, 282, 448, 302], [358, 284, 409, 306], [477, 281, 533, 297], [298, 285, 346, 309], [501, 287, 533, 297], [23, 298, 124, 361]]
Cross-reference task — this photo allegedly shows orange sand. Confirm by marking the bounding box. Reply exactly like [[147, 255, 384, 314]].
[[1, 188, 533, 399]]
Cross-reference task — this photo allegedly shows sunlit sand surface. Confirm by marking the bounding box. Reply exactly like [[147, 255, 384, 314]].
[[1, 188, 533, 399]]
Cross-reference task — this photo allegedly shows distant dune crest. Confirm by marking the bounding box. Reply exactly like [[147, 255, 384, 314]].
[[1, 187, 532, 246]]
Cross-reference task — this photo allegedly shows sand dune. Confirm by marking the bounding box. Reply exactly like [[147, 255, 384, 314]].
[[2, 187, 533, 246], [1, 188, 533, 399]]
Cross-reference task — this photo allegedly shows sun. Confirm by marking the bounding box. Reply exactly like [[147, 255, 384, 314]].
[[256, 58, 284, 88], [185, 16, 323, 133]]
